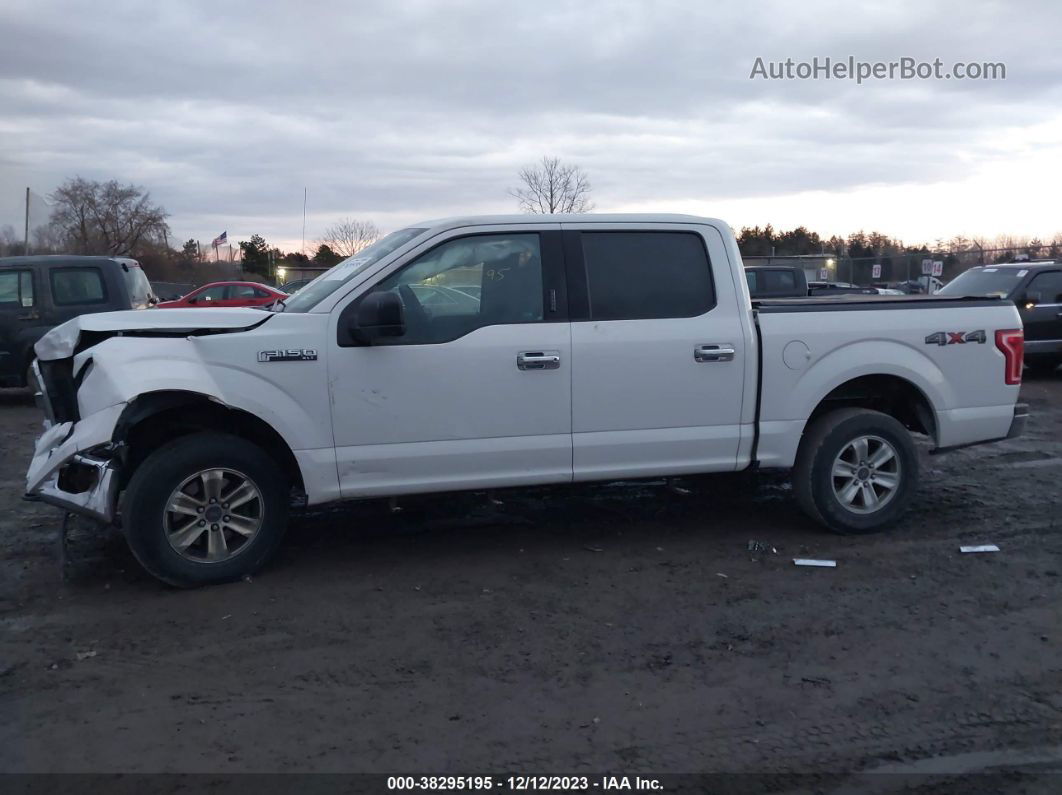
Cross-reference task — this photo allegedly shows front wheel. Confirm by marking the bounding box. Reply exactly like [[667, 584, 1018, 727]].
[[121, 433, 289, 587], [793, 408, 919, 534]]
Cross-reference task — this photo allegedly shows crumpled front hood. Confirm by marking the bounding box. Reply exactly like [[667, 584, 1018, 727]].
[[35, 308, 273, 361]]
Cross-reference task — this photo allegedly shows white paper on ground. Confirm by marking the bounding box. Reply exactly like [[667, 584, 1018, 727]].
[[793, 559, 837, 568], [960, 544, 1000, 553]]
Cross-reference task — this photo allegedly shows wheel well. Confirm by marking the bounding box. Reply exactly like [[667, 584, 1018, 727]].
[[806, 375, 937, 443], [115, 392, 305, 493]]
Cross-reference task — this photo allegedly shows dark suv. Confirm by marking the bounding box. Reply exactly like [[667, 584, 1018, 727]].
[[939, 261, 1062, 373], [0, 255, 156, 387]]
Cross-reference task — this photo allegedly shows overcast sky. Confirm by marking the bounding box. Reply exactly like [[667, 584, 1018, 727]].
[[2, 0, 1061, 251]]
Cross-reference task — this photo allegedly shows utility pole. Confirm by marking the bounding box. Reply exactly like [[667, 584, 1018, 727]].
[[23, 187, 30, 255], [301, 187, 308, 255]]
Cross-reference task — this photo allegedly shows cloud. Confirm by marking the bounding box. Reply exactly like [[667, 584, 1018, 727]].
[[1, 0, 1061, 249]]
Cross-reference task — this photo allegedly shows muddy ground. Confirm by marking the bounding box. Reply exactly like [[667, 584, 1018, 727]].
[[0, 374, 1060, 792]]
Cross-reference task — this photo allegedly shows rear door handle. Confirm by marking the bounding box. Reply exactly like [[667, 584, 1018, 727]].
[[517, 350, 561, 370], [17, 312, 39, 321], [695, 344, 735, 362]]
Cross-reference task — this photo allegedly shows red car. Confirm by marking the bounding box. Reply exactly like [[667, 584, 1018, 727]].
[[157, 281, 287, 309]]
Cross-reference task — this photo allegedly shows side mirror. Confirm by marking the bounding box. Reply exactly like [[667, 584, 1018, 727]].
[[187, 296, 198, 304], [350, 290, 405, 344]]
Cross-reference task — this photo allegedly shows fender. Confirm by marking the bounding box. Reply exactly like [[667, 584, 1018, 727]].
[[786, 339, 947, 424], [755, 338, 946, 468], [73, 333, 334, 453]]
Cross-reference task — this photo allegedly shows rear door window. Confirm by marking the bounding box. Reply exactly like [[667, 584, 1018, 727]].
[[50, 268, 107, 306], [579, 231, 714, 320], [195, 286, 227, 303], [0, 270, 34, 308]]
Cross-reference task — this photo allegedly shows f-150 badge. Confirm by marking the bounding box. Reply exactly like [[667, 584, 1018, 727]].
[[258, 348, 318, 362]]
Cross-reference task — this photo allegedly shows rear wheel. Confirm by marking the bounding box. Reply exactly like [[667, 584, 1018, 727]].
[[793, 408, 919, 534], [122, 433, 289, 587]]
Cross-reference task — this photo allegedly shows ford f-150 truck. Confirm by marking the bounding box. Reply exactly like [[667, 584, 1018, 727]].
[[26, 215, 1027, 586]]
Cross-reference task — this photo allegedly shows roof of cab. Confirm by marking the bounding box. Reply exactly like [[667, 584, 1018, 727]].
[[973, 261, 1057, 269], [0, 254, 135, 267], [413, 213, 727, 231]]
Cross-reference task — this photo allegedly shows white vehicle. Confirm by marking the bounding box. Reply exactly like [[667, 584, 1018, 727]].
[[26, 215, 1027, 586]]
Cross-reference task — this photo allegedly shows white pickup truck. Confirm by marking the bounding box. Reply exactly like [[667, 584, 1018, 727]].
[[26, 215, 1027, 586]]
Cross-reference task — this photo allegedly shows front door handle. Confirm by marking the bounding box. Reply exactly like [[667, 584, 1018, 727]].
[[517, 350, 561, 370], [17, 311, 39, 321], [695, 344, 735, 362]]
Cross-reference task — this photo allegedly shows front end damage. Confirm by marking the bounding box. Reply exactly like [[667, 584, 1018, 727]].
[[25, 309, 272, 525], [26, 362, 127, 523]]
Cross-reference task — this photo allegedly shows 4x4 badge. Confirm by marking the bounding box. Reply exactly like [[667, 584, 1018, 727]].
[[924, 330, 986, 346], [258, 348, 318, 362]]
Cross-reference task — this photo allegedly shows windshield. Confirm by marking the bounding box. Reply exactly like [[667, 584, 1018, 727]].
[[937, 267, 1026, 298], [280, 228, 427, 312]]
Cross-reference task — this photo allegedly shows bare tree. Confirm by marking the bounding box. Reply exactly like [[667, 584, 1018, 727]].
[[0, 225, 19, 256], [49, 177, 170, 257], [319, 218, 380, 258], [32, 222, 63, 253], [510, 156, 593, 214]]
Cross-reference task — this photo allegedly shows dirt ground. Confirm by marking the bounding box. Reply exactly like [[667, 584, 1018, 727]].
[[1, 373, 1060, 790]]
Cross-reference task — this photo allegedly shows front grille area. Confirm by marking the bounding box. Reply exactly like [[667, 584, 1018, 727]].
[[37, 359, 79, 424]]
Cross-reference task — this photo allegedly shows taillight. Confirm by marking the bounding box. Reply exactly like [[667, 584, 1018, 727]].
[[995, 329, 1024, 385]]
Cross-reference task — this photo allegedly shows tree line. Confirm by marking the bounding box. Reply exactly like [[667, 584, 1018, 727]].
[[5, 167, 1059, 286], [0, 177, 383, 284], [736, 223, 1062, 265]]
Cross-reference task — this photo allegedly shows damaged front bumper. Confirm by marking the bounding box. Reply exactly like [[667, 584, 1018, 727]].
[[35, 453, 121, 524], [25, 400, 127, 525]]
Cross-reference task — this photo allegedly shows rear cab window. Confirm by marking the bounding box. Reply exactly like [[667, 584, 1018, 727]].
[[747, 269, 798, 297], [50, 268, 107, 306], [574, 231, 715, 320]]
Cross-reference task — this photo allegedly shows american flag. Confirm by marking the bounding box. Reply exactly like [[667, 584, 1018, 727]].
[[211, 231, 227, 247]]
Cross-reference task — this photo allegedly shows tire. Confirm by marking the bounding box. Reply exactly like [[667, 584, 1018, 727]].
[[793, 408, 919, 534], [121, 433, 289, 587]]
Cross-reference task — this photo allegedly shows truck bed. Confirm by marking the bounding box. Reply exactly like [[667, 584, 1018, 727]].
[[750, 293, 1023, 468]]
